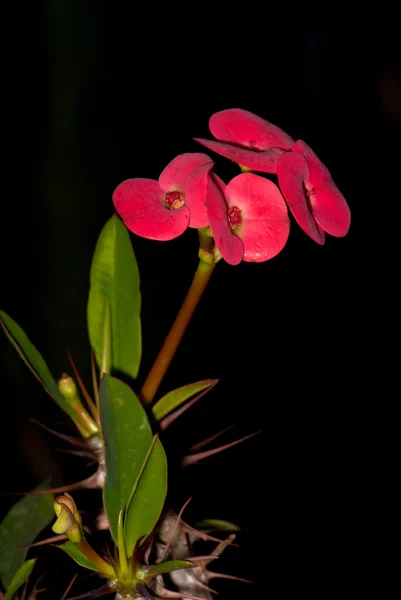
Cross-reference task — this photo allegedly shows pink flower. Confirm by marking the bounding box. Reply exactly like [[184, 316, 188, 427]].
[[112, 153, 214, 241], [194, 108, 294, 174], [206, 172, 290, 265], [277, 140, 351, 245]]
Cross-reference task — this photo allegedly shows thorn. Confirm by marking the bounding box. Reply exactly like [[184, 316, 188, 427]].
[[154, 585, 213, 600], [199, 536, 236, 569], [8, 470, 103, 496], [188, 425, 234, 453], [181, 431, 262, 467], [60, 573, 78, 600], [23, 534, 67, 548], [182, 522, 239, 548], [28, 589, 47, 600], [64, 582, 111, 600], [55, 448, 96, 461], [180, 521, 238, 546], [160, 380, 219, 431], [67, 350, 100, 425], [90, 350, 100, 414], [187, 555, 219, 564], [157, 497, 192, 563], [137, 585, 155, 600], [20, 581, 28, 600], [206, 571, 254, 585], [30, 419, 89, 449], [27, 573, 47, 599], [104, 544, 118, 573]]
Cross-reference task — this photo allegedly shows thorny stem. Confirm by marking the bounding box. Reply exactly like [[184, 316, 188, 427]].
[[141, 238, 216, 405]]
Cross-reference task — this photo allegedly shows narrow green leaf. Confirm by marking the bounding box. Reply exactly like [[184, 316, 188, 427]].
[[124, 435, 167, 557], [195, 519, 241, 532], [140, 560, 194, 581], [117, 509, 128, 579], [88, 214, 141, 379], [0, 311, 80, 423], [152, 379, 216, 421], [4, 559, 36, 600], [100, 375, 152, 542], [0, 482, 53, 590], [58, 542, 100, 573]]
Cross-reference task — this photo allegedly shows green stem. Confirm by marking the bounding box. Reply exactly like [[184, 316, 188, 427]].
[[78, 538, 116, 578], [141, 258, 215, 405], [117, 509, 129, 580]]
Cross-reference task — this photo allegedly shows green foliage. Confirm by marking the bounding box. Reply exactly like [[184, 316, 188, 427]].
[[100, 375, 152, 542], [0, 482, 53, 590], [141, 560, 194, 581], [58, 542, 102, 573], [152, 379, 216, 421], [124, 435, 167, 557], [0, 311, 79, 423], [195, 519, 240, 532], [4, 559, 36, 600], [88, 215, 141, 380]]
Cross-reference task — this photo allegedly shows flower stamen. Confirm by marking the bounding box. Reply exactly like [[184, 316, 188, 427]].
[[227, 205, 242, 229], [165, 191, 185, 210]]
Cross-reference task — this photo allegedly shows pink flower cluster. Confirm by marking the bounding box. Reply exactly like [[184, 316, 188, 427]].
[[112, 109, 351, 265]]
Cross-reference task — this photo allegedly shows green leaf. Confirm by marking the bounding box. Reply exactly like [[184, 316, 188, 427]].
[[124, 435, 167, 557], [140, 560, 194, 581], [88, 214, 141, 379], [195, 519, 241, 532], [58, 542, 101, 573], [100, 375, 152, 542], [152, 379, 217, 421], [4, 559, 36, 600], [0, 311, 80, 423], [0, 482, 53, 590]]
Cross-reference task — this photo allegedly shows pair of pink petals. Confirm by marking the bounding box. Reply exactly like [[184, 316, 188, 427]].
[[195, 108, 351, 244], [113, 149, 290, 265], [112, 153, 214, 241]]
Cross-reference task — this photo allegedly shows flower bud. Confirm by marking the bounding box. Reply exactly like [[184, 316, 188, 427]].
[[52, 493, 82, 544], [58, 374, 79, 402]]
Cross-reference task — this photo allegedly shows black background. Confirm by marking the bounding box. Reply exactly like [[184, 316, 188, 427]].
[[2, 12, 400, 600]]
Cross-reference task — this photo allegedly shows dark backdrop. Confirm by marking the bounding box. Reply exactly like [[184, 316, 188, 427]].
[[2, 12, 400, 600]]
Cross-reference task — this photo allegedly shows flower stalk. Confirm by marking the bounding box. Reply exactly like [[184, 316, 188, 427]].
[[141, 254, 216, 405]]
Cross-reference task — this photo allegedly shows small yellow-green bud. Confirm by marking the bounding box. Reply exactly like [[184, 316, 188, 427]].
[[58, 374, 79, 400]]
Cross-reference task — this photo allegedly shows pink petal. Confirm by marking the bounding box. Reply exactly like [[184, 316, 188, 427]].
[[159, 153, 213, 192], [112, 178, 189, 241], [312, 181, 351, 237], [224, 173, 290, 262], [209, 109, 294, 150], [277, 152, 325, 245], [182, 162, 213, 228], [291, 141, 351, 237], [292, 140, 331, 188], [194, 138, 285, 174], [206, 174, 244, 266]]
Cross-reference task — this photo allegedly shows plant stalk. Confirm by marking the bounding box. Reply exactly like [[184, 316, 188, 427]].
[[140, 258, 215, 405]]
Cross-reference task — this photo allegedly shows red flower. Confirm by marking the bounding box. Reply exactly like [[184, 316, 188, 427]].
[[277, 140, 351, 245], [112, 153, 213, 241], [206, 172, 290, 265], [194, 108, 294, 174]]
